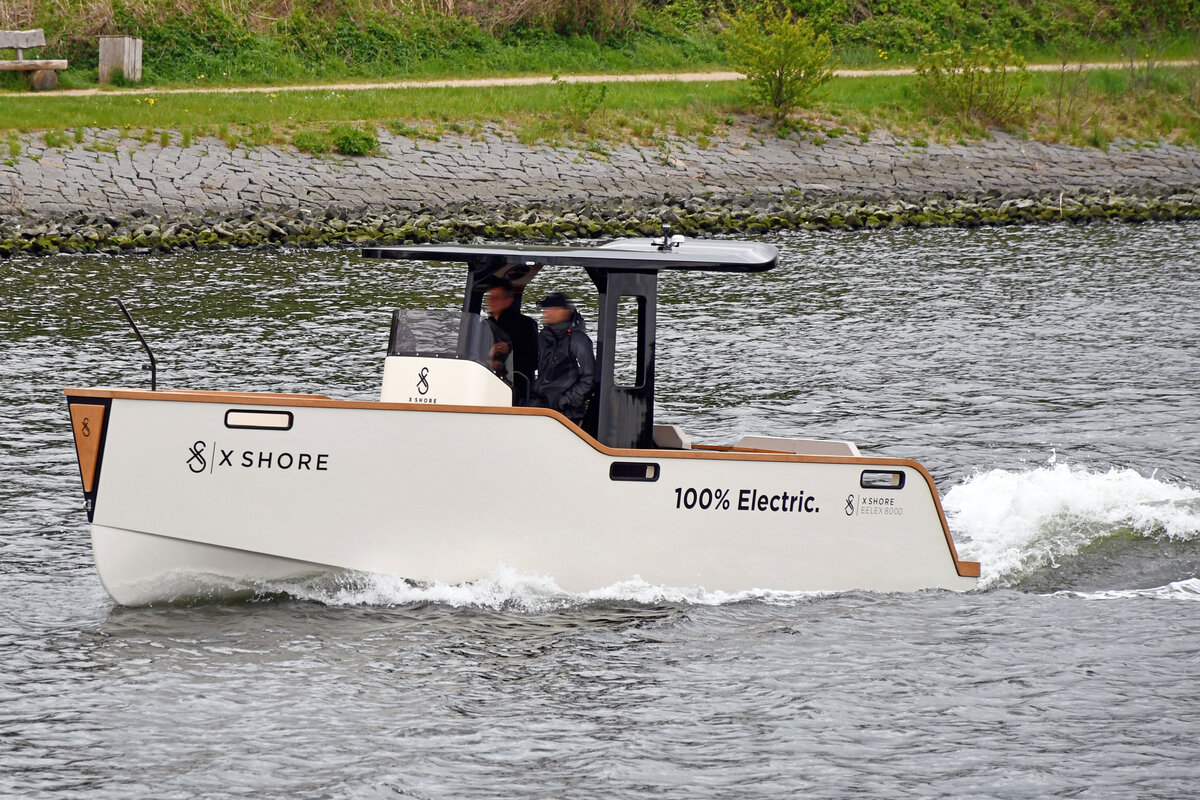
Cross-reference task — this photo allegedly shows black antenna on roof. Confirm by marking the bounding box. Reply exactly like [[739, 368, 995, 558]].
[[656, 223, 680, 251]]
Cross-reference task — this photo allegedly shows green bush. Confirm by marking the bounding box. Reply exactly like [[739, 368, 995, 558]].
[[783, 0, 1196, 53], [721, 7, 836, 124], [105, 67, 138, 88], [916, 43, 1030, 127], [329, 124, 378, 155], [292, 129, 330, 154], [553, 76, 609, 130], [475, 0, 637, 38]]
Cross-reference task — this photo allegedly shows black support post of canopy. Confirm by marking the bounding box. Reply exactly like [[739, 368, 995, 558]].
[[588, 268, 658, 450]]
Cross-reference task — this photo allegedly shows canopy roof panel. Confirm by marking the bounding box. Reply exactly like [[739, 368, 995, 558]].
[[361, 238, 779, 273]]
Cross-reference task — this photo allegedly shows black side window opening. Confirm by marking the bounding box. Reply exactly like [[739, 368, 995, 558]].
[[610, 462, 659, 482], [860, 470, 905, 490], [613, 295, 647, 388]]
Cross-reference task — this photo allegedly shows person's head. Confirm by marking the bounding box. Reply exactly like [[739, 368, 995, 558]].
[[485, 279, 516, 317], [538, 292, 574, 325]]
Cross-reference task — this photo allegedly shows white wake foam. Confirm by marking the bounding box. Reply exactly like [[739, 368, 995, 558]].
[[1054, 577, 1200, 602], [274, 566, 827, 611], [943, 461, 1200, 587]]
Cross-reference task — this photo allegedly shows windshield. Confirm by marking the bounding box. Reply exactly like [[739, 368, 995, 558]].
[[387, 309, 511, 377]]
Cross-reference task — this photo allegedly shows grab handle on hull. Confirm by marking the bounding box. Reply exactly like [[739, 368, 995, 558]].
[[111, 297, 158, 391]]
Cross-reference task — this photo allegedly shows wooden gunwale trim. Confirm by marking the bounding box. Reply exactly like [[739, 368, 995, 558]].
[[67, 388, 329, 401], [64, 386, 981, 579], [63, 387, 917, 464], [691, 443, 797, 454]]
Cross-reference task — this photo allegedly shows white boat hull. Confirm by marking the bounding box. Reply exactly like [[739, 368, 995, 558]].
[[92, 524, 335, 605], [68, 389, 979, 604]]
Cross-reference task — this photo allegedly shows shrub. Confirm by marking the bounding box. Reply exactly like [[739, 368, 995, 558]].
[[721, 7, 836, 125], [471, 0, 637, 37], [330, 124, 379, 155], [292, 129, 331, 154], [916, 43, 1029, 128], [553, 75, 608, 130], [106, 67, 137, 88]]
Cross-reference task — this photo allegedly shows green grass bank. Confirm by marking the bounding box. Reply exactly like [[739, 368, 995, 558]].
[[4, 0, 1199, 88], [5, 65, 1200, 154], [4, 0, 1200, 149]]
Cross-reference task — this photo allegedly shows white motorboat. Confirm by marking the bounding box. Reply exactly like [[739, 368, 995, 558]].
[[65, 235, 980, 605]]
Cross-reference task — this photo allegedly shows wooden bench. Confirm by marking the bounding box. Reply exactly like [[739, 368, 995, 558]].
[[0, 29, 69, 91]]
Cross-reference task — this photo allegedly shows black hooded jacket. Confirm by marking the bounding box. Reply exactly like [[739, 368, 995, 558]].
[[491, 304, 539, 385], [531, 309, 596, 423]]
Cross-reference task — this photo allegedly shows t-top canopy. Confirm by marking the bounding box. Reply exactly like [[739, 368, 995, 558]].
[[361, 237, 779, 273], [362, 235, 780, 449]]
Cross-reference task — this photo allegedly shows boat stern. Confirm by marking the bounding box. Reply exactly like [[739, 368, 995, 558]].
[[65, 390, 113, 521]]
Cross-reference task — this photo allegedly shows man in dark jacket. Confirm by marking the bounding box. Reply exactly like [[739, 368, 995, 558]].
[[485, 279, 539, 401], [531, 292, 596, 424]]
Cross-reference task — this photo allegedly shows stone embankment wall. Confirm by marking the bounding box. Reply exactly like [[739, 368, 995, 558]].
[[2, 125, 1199, 255]]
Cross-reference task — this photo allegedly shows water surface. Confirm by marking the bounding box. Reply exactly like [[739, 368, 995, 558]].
[[2, 223, 1198, 798]]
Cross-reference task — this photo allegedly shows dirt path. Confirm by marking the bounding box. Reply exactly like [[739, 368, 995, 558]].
[[5, 61, 1194, 99]]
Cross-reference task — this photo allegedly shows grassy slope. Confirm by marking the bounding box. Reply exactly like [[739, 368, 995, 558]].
[[4, 65, 1200, 153], [5, 0, 1199, 84], [1, 0, 1199, 147]]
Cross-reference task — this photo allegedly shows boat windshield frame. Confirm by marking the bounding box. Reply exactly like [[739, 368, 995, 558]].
[[363, 237, 780, 449], [386, 309, 499, 361]]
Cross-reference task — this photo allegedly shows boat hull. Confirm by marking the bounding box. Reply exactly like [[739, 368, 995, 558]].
[[92, 524, 334, 605], [68, 389, 979, 604]]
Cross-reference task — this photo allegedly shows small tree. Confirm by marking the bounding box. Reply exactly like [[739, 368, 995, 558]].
[[721, 7, 835, 126], [916, 43, 1030, 128], [553, 75, 609, 132]]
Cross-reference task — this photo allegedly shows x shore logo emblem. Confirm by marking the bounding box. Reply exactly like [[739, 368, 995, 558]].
[[186, 440, 330, 474], [188, 441, 208, 473], [407, 366, 437, 403]]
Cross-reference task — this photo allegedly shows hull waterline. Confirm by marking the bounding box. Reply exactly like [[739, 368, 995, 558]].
[[92, 524, 335, 605]]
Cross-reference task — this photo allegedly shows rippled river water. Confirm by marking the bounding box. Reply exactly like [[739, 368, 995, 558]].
[[2, 223, 1199, 799]]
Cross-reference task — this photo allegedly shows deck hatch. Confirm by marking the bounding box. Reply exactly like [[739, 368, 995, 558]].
[[610, 462, 660, 482], [860, 470, 906, 490], [224, 409, 294, 431]]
